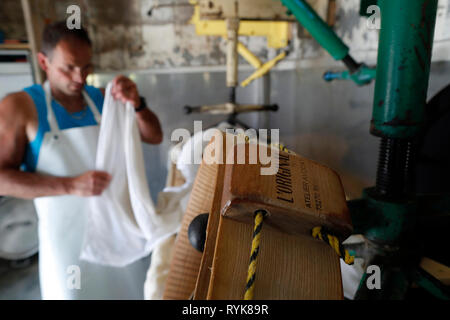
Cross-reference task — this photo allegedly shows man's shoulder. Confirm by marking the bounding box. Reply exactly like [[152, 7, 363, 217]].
[[1, 91, 35, 108], [0, 91, 36, 121]]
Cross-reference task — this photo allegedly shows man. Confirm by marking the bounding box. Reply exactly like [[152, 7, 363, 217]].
[[0, 21, 162, 299]]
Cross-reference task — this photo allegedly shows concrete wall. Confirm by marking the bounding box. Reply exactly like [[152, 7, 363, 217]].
[[2, 0, 450, 71], [0, 0, 27, 41], [87, 60, 450, 201], [1, 0, 450, 200]]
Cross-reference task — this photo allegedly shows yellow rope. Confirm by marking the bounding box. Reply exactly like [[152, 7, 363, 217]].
[[270, 142, 290, 153], [244, 210, 267, 300], [243, 209, 353, 299], [312, 226, 354, 265]]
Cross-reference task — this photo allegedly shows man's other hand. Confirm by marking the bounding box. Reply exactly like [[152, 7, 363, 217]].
[[111, 75, 140, 108], [67, 170, 112, 196]]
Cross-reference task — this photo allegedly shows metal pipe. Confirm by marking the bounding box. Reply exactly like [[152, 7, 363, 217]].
[[280, 0, 349, 60], [342, 54, 360, 73], [229, 87, 236, 104], [375, 138, 414, 198], [226, 18, 239, 88], [352, 0, 440, 300], [371, 0, 438, 139]]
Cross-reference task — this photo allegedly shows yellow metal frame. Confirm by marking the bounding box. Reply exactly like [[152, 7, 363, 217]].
[[237, 42, 263, 69], [189, 3, 290, 49], [189, 1, 289, 87], [241, 51, 287, 87]]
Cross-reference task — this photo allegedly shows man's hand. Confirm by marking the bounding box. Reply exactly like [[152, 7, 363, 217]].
[[67, 171, 112, 197], [111, 75, 140, 108], [108, 74, 163, 144]]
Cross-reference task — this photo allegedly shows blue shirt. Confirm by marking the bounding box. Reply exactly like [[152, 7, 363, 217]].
[[22, 84, 104, 172]]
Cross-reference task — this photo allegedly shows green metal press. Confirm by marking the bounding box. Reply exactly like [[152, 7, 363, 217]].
[[280, 0, 449, 299]]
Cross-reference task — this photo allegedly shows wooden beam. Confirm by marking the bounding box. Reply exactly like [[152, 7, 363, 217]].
[[299, 0, 332, 38], [198, 0, 296, 21], [0, 43, 30, 50], [420, 257, 450, 285], [21, 0, 45, 84], [327, 0, 337, 27]]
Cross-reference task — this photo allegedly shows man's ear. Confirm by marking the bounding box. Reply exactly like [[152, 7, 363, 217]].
[[37, 52, 49, 72]]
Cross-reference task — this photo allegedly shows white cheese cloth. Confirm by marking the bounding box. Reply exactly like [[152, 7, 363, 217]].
[[80, 83, 185, 267]]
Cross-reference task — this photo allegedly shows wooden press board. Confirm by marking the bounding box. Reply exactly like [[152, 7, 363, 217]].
[[165, 134, 351, 299], [163, 159, 222, 299], [206, 217, 344, 299], [220, 145, 352, 238], [205, 140, 351, 299]]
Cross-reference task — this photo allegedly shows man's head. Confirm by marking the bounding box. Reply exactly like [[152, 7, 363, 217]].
[[38, 21, 93, 96]]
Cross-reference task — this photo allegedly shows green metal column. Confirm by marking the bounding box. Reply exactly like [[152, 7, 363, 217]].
[[280, 0, 349, 60], [371, 0, 438, 139], [351, 0, 442, 300]]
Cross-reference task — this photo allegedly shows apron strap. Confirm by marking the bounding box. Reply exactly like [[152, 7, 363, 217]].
[[43, 81, 61, 134], [43, 81, 102, 133], [82, 90, 102, 125]]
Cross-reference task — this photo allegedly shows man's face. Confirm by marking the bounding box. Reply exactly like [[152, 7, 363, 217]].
[[43, 39, 93, 96]]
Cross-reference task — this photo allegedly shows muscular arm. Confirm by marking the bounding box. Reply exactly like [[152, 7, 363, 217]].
[[0, 93, 110, 199], [135, 107, 163, 144], [104, 76, 163, 144], [0, 93, 70, 199]]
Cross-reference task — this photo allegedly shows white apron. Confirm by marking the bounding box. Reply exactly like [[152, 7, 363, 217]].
[[34, 82, 149, 300]]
